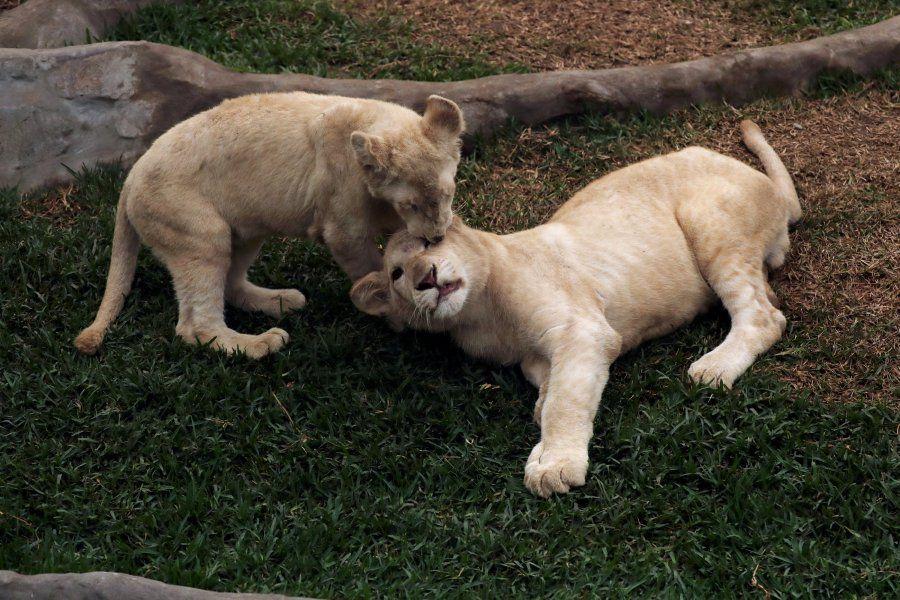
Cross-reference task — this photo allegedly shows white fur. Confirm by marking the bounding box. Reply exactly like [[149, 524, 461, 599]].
[[74, 92, 465, 358], [352, 121, 799, 497]]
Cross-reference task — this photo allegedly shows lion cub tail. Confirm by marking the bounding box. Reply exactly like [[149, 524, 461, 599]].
[[740, 119, 801, 224], [74, 191, 141, 355]]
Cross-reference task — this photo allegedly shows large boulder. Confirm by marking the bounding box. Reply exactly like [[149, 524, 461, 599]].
[[0, 40, 431, 192], [0, 570, 315, 599], [0, 0, 183, 48]]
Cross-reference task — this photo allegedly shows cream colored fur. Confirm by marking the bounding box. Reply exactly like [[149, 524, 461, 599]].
[[75, 92, 464, 358], [351, 121, 799, 497]]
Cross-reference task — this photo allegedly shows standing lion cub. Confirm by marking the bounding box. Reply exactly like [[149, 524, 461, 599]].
[[352, 121, 800, 497], [75, 92, 465, 359]]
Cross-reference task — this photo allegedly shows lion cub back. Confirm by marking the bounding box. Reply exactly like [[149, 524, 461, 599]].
[[126, 92, 426, 239]]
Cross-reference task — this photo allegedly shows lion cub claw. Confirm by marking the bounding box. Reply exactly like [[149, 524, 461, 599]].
[[246, 327, 290, 358], [524, 443, 588, 498], [232, 327, 289, 359], [277, 289, 307, 312]]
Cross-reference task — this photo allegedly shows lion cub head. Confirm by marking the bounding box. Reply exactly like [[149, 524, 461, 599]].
[[350, 218, 482, 330], [350, 96, 465, 243]]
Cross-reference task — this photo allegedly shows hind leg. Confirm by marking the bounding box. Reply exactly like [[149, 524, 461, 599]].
[[168, 255, 289, 359], [157, 225, 288, 359], [688, 255, 786, 388], [765, 227, 790, 270], [225, 238, 306, 318]]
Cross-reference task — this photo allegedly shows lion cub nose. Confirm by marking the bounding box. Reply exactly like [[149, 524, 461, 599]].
[[416, 265, 438, 291]]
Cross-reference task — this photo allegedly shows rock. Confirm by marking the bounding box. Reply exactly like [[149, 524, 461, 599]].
[[0, 570, 316, 599], [0, 17, 897, 193], [0, 0, 183, 48]]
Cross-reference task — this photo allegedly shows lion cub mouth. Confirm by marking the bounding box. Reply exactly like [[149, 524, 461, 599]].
[[415, 264, 461, 304], [437, 280, 461, 300]]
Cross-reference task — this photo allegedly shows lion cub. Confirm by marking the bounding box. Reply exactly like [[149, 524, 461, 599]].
[[352, 121, 800, 497], [75, 92, 465, 358]]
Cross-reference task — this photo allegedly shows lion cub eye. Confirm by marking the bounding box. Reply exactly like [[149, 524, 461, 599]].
[[390, 267, 403, 281]]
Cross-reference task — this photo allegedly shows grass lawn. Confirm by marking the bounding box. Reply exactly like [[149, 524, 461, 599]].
[[1, 0, 897, 597]]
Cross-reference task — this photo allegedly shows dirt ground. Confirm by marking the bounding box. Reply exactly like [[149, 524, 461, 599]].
[[343, 0, 768, 70]]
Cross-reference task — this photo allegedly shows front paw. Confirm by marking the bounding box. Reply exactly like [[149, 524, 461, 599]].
[[524, 442, 588, 498], [269, 289, 306, 317], [688, 349, 746, 389]]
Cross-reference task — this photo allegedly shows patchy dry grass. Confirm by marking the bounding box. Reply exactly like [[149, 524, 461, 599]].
[[454, 74, 899, 406], [19, 183, 84, 227], [730, 0, 900, 38], [715, 86, 899, 403], [341, 0, 766, 70], [111, 0, 523, 80]]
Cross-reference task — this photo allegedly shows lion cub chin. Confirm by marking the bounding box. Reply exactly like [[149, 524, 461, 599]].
[[75, 92, 465, 359], [352, 121, 800, 498]]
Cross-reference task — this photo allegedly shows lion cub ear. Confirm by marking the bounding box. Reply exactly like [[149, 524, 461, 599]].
[[350, 131, 391, 171], [350, 271, 391, 317], [423, 95, 464, 140]]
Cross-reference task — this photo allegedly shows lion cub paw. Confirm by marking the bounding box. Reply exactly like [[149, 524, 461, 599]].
[[263, 289, 307, 318], [688, 350, 747, 389], [204, 327, 290, 359], [524, 442, 588, 498], [243, 327, 290, 359]]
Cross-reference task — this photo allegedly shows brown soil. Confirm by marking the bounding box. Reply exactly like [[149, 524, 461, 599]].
[[341, 0, 767, 70]]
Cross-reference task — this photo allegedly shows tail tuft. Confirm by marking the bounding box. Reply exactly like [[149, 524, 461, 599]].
[[740, 120, 801, 224], [739, 119, 762, 139], [74, 328, 104, 355]]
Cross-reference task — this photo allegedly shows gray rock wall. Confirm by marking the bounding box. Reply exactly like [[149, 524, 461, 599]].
[[0, 0, 184, 48]]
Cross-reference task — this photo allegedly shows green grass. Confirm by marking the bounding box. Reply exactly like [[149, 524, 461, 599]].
[[2, 108, 898, 596], [108, 0, 522, 80], [731, 0, 899, 35], [4, 1, 899, 597]]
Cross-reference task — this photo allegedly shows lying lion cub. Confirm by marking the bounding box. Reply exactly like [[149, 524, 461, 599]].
[[351, 121, 800, 497], [75, 92, 464, 358]]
